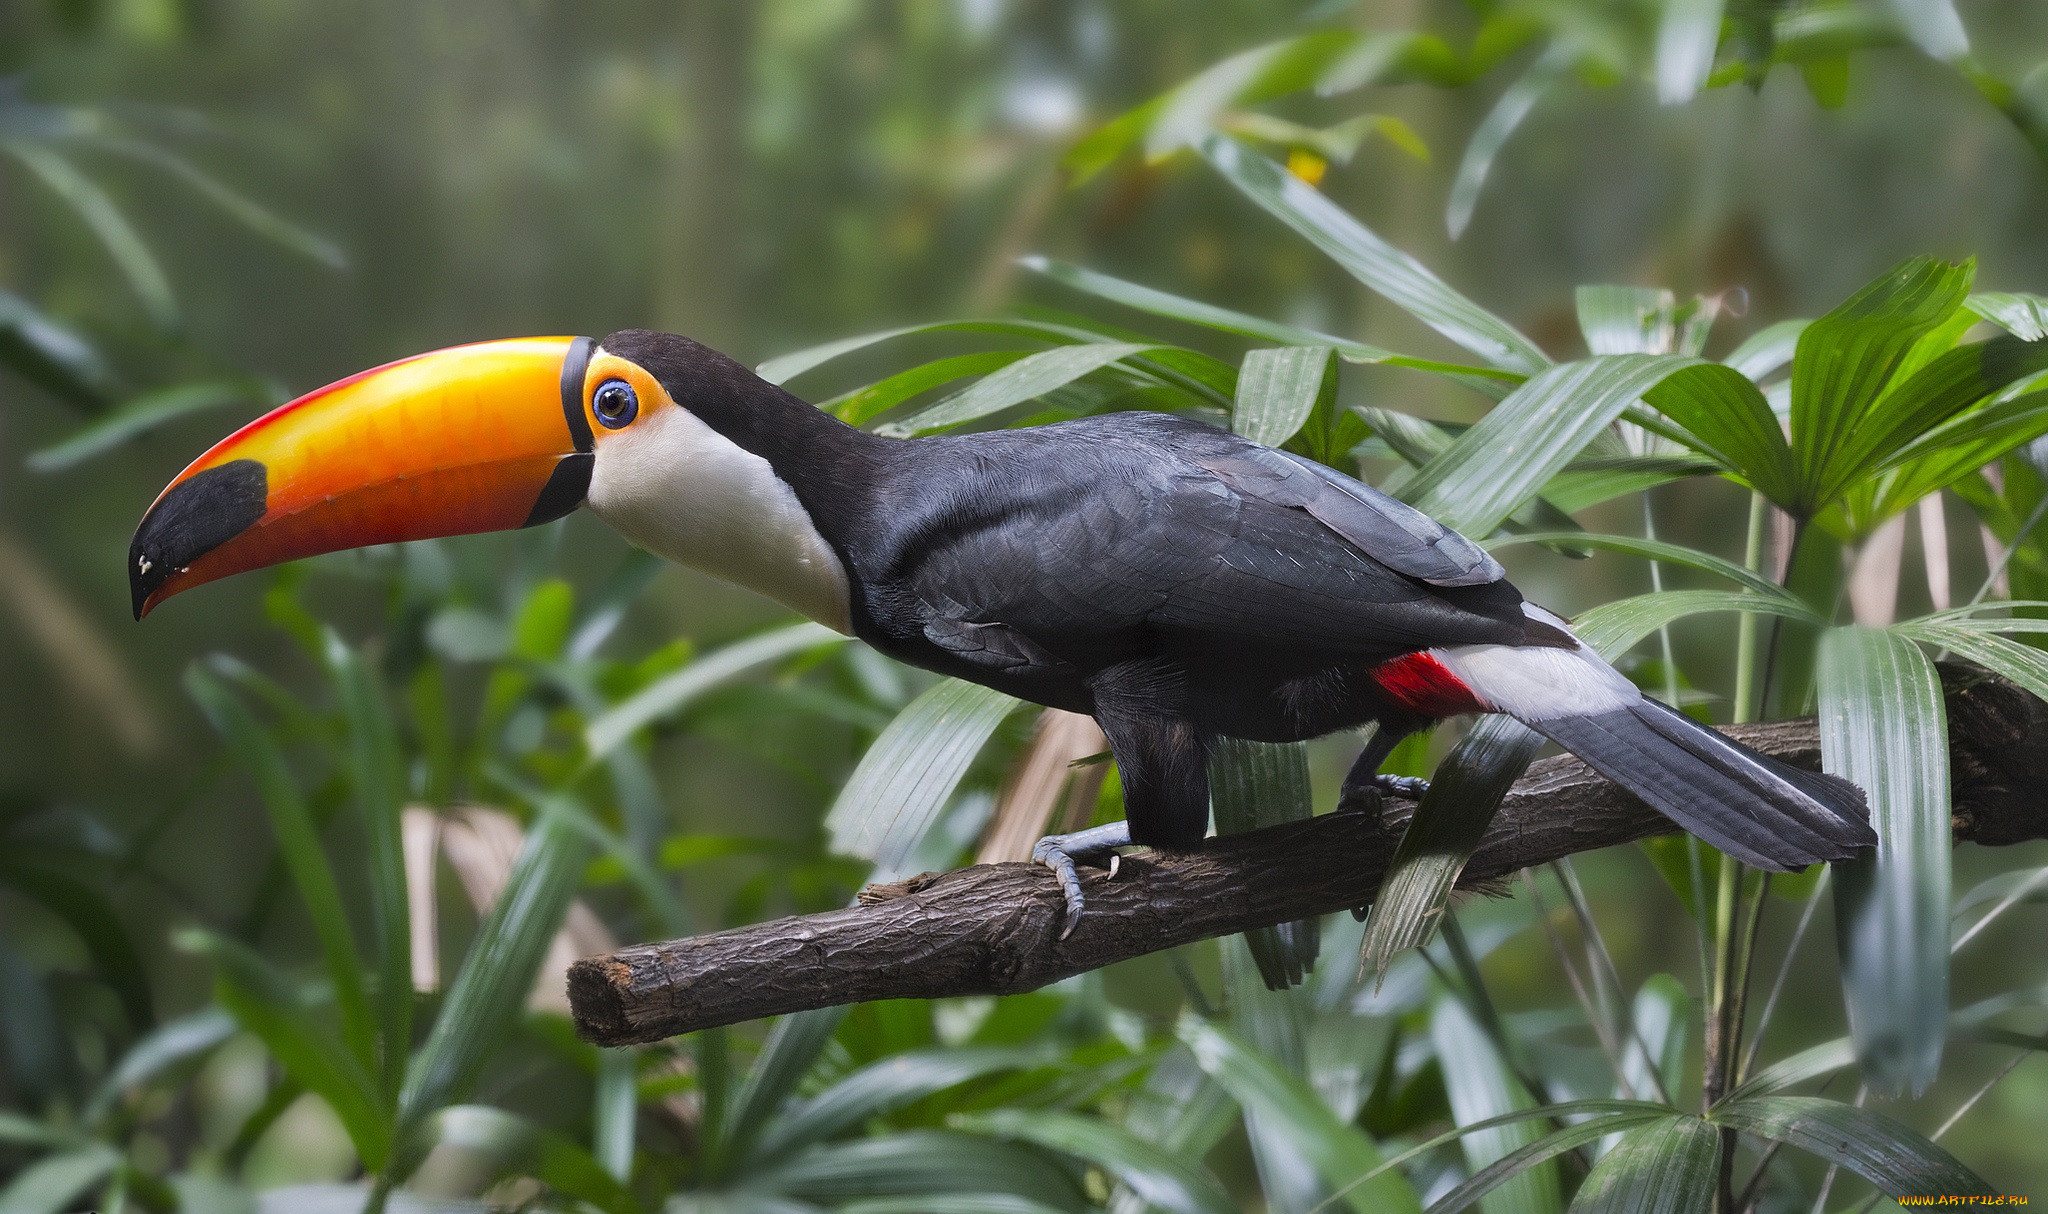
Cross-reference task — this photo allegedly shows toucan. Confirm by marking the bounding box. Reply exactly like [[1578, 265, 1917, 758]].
[[131, 331, 1874, 926]]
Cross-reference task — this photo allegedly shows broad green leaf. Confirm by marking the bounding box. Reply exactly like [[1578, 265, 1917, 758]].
[[1571, 589, 1821, 660], [1724, 318, 1810, 383], [1145, 31, 1357, 156], [1428, 998, 1565, 1214], [1117, 1047, 1238, 1199], [1577, 286, 1681, 357], [751, 1046, 1041, 1166], [1209, 737, 1320, 988], [826, 351, 1030, 425], [323, 632, 412, 1102], [1023, 256, 1523, 397], [2, 139, 177, 330], [1856, 391, 2048, 526], [764, 1128, 1087, 1210], [593, 1048, 636, 1183], [1363, 717, 1543, 969], [1825, 335, 2048, 506], [185, 667, 375, 1075], [824, 679, 1020, 875], [1883, 0, 1970, 61], [585, 622, 846, 759], [179, 929, 391, 1170], [1656, 0, 1728, 104], [83, 1008, 236, 1125], [26, 378, 265, 471], [755, 317, 1104, 385], [1433, 1114, 1676, 1214], [399, 798, 592, 1125], [1332, 1101, 1680, 1202], [1232, 346, 1334, 449], [398, 1105, 640, 1214], [1968, 291, 2048, 341], [1447, 43, 1574, 239], [875, 342, 1162, 436], [718, 1007, 847, 1173], [1403, 355, 1703, 536], [0, 1145, 119, 1214], [1640, 363, 1802, 506], [1896, 621, 2048, 704], [1484, 532, 1796, 601], [1820, 626, 1950, 1097], [0, 288, 119, 409], [1217, 941, 1325, 1211], [1199, 135, 1548, 375], [955, 1109, 1235, 1214], [1571, 1117, 1716, 1214], [1178, 1014, 1422, 1214], [1726, 1036, 1858, 1102], [1790, 257, 1974, 508], [839, 1198, 1068, 1214], [1709, 1095, 1990, 1196]]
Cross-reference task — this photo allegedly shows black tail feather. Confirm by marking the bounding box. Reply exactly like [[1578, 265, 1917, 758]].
[[1528, 698, 1874, 871]]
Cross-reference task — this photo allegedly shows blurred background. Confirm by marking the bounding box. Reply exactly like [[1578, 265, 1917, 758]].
[[5, 0, 2048, 1208]]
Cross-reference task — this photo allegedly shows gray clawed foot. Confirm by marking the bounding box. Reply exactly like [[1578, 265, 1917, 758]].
[[1030, 821, 1132, 939], [1337, 773, 1430, 816]]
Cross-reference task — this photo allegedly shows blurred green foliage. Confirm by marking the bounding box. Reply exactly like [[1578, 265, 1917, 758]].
[[5, 1, 2048, 1211]]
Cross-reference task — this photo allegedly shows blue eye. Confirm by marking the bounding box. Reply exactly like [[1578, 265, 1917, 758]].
[[592, 379, 639, 428]]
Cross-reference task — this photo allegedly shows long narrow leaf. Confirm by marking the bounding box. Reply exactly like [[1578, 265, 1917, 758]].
[[1233, 345, 1334, 449], [1641, 362, 1803, 507], [751, 1046, 1040, 1166], [956, 1109, 1236, 1214], [585, 622, 846, 759], [398, 1105, 640, 1214], [0, 289, 119, 409], [1428, 998, 1565, 1214], [1484, 533, 1797, 601], [1199, 135, 1548, 375], [1571, 590, 1820, 659], [3, 139, 177, 330], [756, 318, 1095, 385], [0, 1146, 120, 1214], [185, 668, 375, 1075], [1967, 291, 2048, 341], [1209, 737, 1320, 988], [875, 342, 1162, 436], [1447, 43, 1573, 239], [1656, 0, 1729, 104], [1724, 319, 1810, 383], [1708, 1095, 1990, 1195], [1178, 1014, 1422, 1214], [719, 1007, 847, 1172], [1820, 626, 1950, 1097], [1571, 1117, 1717, 1214], [825, 679, 1020, 876], [26, 378, 265, 472]]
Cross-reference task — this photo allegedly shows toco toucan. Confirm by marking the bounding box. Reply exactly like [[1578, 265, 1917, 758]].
[[131, 331, 1873, 927]]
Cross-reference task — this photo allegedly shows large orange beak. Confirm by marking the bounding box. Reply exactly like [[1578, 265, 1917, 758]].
[[131, 336, 596, 619]]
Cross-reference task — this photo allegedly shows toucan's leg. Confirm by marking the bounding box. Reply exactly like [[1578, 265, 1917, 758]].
[[1337, 720, 1429, 816], [1031, 821, 1132, 936]]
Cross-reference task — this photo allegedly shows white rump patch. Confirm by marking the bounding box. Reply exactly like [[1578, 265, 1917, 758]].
[[1432, 604, 1640, 721]]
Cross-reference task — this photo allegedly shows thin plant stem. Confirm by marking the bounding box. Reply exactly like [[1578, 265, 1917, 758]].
[[1951, 864, 2048, 954], [1741, 867, 1832, 1078], [1727, 873, 1772, 1088], [1523, 871, 1634, 1093], [1551, 859, 1628, 1039], [1968, 491, 2048, 608], [1645, 495, 1683, 707], [1687, 836, 1715, 1018], [1733, 493, 1768, 723]]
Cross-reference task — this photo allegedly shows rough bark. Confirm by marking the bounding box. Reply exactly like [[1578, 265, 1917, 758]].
[[570, 663, 2048, 1045]]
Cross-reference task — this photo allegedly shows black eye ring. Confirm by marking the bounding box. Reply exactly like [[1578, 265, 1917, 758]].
[[592, 379, 639, 429]]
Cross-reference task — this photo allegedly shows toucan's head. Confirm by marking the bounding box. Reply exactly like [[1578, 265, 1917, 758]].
[[130, 332, 855, 629]]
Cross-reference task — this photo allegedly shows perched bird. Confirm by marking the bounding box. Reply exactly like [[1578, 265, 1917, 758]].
[[132, 331, 1873, 926]]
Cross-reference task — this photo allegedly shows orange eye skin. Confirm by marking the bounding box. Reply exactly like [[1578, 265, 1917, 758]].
[[583, 354, 668, 433]]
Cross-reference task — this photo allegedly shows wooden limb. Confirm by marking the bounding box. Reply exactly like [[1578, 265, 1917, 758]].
[[570, 663, 2048, 1045]]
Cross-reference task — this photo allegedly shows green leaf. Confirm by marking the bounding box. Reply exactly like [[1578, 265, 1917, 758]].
[[1428, 997, 1565, 1214], [585, 622, 847, 759], [1402, 355, 1704, 536], [1724, 319, 1810, 383], [27, 377, 264, 471], [397, 1105, 641, 1214], [826, 351, 1031, 425], [0, 1145, 119, 1214], [399, 798, 592, 1127], [2, 138, 177, 331], [1363, 717, 1544, 969], [1790, 257, 1975, 510], [764, 1128, 1086, 1210], [1577, 286, 1683, 357], [955, 1109, 1236, 1214], [83, 1008, 236, 1125], [1617, 975, 1691, 1108], [719, 1007, 847, 1172], [1640, 362, 1804, 506], [1144, 31, 1361, 158], [1178, 1014, 1422, 1214], [1483, 533, 1795, 601], [1708, 1095, 1991, 1196], [751, 1045, 1040, 1166], [1447, 43, 1573, 239], [1727, 1036, 1858, 1102], [1570, 1117, 1716, 1214], [1209, 737, 1320, 988], [323, 632, 412, 1103], [1883, 0, 1970, 61], [1656, 0, 1729, 104], [0, 288, 119, 409], [185, 667, 376, 1074], [1819, 626, 1950, 1097], [1023, 257, 1524, 397], [89, 134, 347, 268], [1199, 135, 1548, 375], [1232, 345, 1334, 449], [1897, 621, 2048, 704], [1570, 589, 1820, 660], [1826, 335, 2048, 506], [1968, 291, 2048, 341], [1434, 1114, 1676, 1214], [0, 864, 154, 1031], [1857, 390, 2048, 525], [875, 341, 1164, 436], [755, 318, 1094, 385], [179, 929, 391, 1170], [839, 1197, 1069, 1214], [824, 679, 1021, 876]]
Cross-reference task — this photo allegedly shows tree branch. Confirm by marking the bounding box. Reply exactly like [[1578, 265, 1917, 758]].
[[570, 663, 2048, 1045]]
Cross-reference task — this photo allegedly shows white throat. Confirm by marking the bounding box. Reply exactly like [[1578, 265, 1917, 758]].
[[586, 403, 853, 634]]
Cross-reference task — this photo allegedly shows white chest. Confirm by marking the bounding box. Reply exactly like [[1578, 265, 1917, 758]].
[[585, 404, 853, 634]]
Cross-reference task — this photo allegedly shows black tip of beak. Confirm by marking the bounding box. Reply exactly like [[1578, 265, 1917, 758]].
[[130, 459, 269, 620]]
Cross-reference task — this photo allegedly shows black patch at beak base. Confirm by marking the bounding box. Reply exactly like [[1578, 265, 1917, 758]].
[[130, 459, 268, 619], [522, 452, 594, 528]]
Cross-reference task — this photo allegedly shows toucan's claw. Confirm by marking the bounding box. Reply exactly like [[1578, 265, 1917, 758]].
[[1336, 773, 1431, 817], [1030, 820, 1132, 939]]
